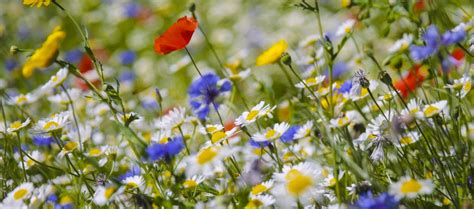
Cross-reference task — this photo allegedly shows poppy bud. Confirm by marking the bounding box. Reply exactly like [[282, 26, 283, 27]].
[[379, 71, 393, 86], [281, 53, 292, 66], [189, 3, 196, 13]]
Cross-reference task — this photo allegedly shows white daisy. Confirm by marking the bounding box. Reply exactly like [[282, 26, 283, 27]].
[[389, 34, 413, 53], [183, 175, 205, 188], [93, 185, 124, 206], [389, 176, 434, 199], [445, 74, 471, 98], [336, 19, 356, 37], [272, 162, 325, 207], [253, 122, 290, 142], [294, 120, 313, 140], [35, 112, 69, 133], [235, 101, 275, 127], [250, 180, 274, 195], [48, 88, 82, 105], [295, 75, 326, 89], [41, 67, 68, 89], [122, 175, 145, 190], [9, 93, 38, 106], [396, 131, 421, 147], [184, 145, 236, 177], [423, 100, 448, 118], [5, 118, 31, 134], [199, 124, 224, 135], [154, 107, 188, 129], [5, 182, 34, 203], [400, 98, 424, 119], [245, 194, 275, 208], [210, 127, 239, 144]]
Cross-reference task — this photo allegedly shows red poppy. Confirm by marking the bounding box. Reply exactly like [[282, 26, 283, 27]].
[[394, 65, 427, 98], [451, 48, 464, 61], [154, 16, 198, 55], [413, 0, 425, 12]]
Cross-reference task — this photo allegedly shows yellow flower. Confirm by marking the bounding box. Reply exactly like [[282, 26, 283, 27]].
[[256, 40, 288, 66], [22, 26, 66, 78], [23, 0, 51, 7]]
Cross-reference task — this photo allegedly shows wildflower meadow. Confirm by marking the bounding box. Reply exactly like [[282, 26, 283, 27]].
[[2, 0, 474, 208]]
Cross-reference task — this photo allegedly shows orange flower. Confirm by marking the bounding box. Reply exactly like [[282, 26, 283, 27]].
[[154, 16, 198, 55]]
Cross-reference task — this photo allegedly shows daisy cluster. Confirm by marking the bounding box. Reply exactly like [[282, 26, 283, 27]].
[[1, 0, 474, 208]]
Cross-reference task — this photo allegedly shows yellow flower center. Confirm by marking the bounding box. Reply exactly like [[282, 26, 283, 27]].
[[251, 184, 268, 195], [400, 42, 409, 51], [126, 182, 139, 189], [63, 141, 78, 152], [265, 129, 277, 139], [89, 148, 102, 156], [59, 196, 73, 204], [52, 75, 58, 82], [43, 121, 59, 130], [463, 81, 471, 92], [245, 199, 263, 209], [14, 188, 28, 200], [400, 179, 422, 193], [183, 180, 198, 188], [16, 95, 28, 104], [10, 121, 23, 130], [285, 169, 313, 196], [206, 126, 217, 133], [424, 106, 439, 117], [197, 147, 218, 165], [211, 131, 226, 143], [246, 110, 260, 121], [306, 77, 316, 85], [400, 136, 413, 145], [159, 137, 169, 144], [104, 187, 116, 199]]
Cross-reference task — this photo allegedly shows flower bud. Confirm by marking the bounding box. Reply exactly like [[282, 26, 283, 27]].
[[281, 53, 292, 66]]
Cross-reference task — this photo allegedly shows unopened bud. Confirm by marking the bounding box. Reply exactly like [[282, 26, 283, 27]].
[[10, 46, 19, 55], [281, 53, 292, 66], [379, 71, 393, 86]]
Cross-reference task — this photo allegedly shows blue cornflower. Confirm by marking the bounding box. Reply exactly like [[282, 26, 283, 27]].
[[324, 61, 348, 80], [338, 80, 353, 93], [119, 71, 136, 82], [64, 49, 83, 64], [441, 55, 461, 73], [33, 135, 54, 147], [146, 136, 184, 161], [123, 3, 141, 18], [280, 125, 300, 143], [118, 166, 141, 181], [409, 25, 440, 62], [188, 73, 232, 120], [351, 192, 398, 209], [119, 50, 136, 65], [5, 59, 18, 72], [249, 138, 271, 148], [441, 25, 466, 46]]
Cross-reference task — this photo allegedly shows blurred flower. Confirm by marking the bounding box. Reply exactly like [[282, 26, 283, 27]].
[[22, 26, 66, 77], [336, 19, 356, 37], [279, 125, 300, 143], [23, 0, 51, 7], [32, 135, 54, 147], [34, 112, 69, 133], [154, 16, 198, 55], [441, 24, 466, 46], [5, 59, 18, 72], [389, 34, 413, 53], [295, 75, 325, 89], [409, 25, 440, 62], [188, 73, 231, 120], [393, 65, 428, 98], [423, 100, 447, 118], [183, 175, 205, 188], [256, 40, 288, 66], [350, 192, 398, 209], [389, 177, 434, 199], [245, 194, 275, 209], [119, 50, 136, 65], [445, 74, 471, 98], [3, 182, 34, 203], [146, 136, 184, 161], [210, 127, 238, 144], [93, 185, 124, 206], [5, 118, 31, 134], [63, 49, 83, 64]]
